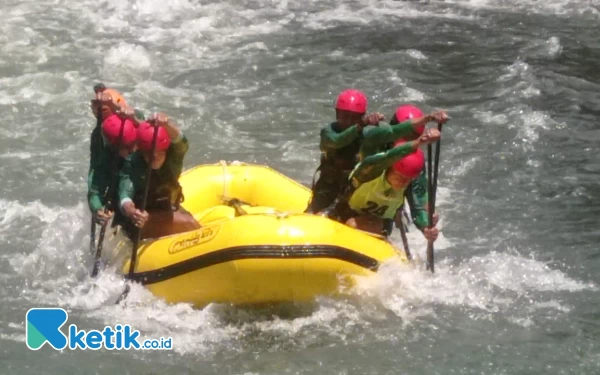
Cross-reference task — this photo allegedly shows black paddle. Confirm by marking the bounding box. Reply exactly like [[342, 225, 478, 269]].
[[426, 143, 434, 272], [426, 122, 444, 273], [89, 83, 106, 255], [432, 123, 443, 208], [89, 219, 97, 255], [91, 115, 126, 277], [116, 123, 160, 303], [396, 207, 412, 261]]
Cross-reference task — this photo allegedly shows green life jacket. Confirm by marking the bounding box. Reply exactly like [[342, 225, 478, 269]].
[[318, 139, 361, 185], [133, 164, 183, 211], [348, 171, 406, 219]]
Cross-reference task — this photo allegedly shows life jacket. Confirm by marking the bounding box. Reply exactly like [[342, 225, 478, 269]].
[[89, 125, 106, 171], [91, 149, 126, 211], [134, 168, 183, 211], [315, 137, 361, 186], [348, 172, 406, 220]]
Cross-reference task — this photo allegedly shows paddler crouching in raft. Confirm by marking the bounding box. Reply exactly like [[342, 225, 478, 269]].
[[359, 104, 446, 235], [306, 89, 385, 214], [87, 111, 139, 226], [88, 86, 145, 176], [321, 122, 446, 241], [117, 112, 200, 240], [88, 87, 146, 226]]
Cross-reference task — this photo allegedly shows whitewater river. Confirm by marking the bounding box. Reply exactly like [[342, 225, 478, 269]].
[[1, 0, 599, 373]]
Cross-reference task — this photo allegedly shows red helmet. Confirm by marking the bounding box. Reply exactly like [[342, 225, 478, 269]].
[[335, 89, 367, 114], [391, 140, 424, 178], [101, 114, 137, 146], [395, 104, 424, 135], [137, 122, 171, 151]]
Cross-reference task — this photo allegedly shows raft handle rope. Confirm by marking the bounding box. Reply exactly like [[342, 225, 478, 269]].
[[218, 160, 292, 220]]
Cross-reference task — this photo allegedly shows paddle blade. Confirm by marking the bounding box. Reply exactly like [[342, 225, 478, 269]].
[[426, 242, 434, 272], [115, 284, 130, 305]]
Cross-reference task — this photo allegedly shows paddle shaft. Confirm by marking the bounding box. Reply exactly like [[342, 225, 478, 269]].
[[426, 144, 434, 272], [117, 124, 159, 303], [89, 86, 105, 255], [426, 123, 443, 273], [432, 123, 443, 210], [399, 216, 412, 261], [128, 124, 160, 276], [91, 116, 126, 277], [89, 219, 96, 254]]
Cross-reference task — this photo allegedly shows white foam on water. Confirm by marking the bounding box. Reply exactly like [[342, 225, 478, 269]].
[[132, 0, 195, 19], [406, 49, 428, 60], [495, 60, 541, 102], [498, 60, 533, 83], [353, 249, 595, 324], [0, 21, 50, 68], [520, 35, 564, 62], [0, 333, 26, 344], [445, 0, 600, 17], [0, 199, 64, 230], [62, 280, 393, 356], [446, 156, 478, 178], [383, 70, 429, 103], [302, 5, 367, 30], [301, 1, 478, 31], [280, 140, 315, 164], [514, 109, 551, 143], [0, 152, 34, 160], [238, 41, 269, 53], [10, 208, 90, 288], [402, 87, 428, 102], [508, 316, 534, 327], [546, 36, 563, 57], [103, 43, 152, 71], [529, 300, 571, 313], [0, 72, 82, 106]]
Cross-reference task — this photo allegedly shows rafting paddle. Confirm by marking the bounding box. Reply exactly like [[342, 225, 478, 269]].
[[396, 207, 412, 261], [426, 122, 444, 273], [116, 122, 159, 303], [89, 83, 106, 255], [91, 115, 126, 277]]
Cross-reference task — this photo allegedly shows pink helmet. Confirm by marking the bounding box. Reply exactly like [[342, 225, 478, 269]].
[[137, 122, 171, 151], [101, 114, 137, 146], [335, 89, 367, 114], [395, 104, 425, 135], [391, 139, 425, 178]]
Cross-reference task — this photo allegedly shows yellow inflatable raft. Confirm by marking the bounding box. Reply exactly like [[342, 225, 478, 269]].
[[104, 161, 407, 308]]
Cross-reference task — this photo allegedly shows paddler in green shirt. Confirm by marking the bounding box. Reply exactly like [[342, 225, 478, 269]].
[[87, 112, 138, 225], [322, 112, 447, 239], [360, 104, 446, 232], [306, 89, 385, 214], [89, 86, 126, 173], [88, 86, 145, 224], [118, 113, 200, 240], [88, 87, 143, 171]]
